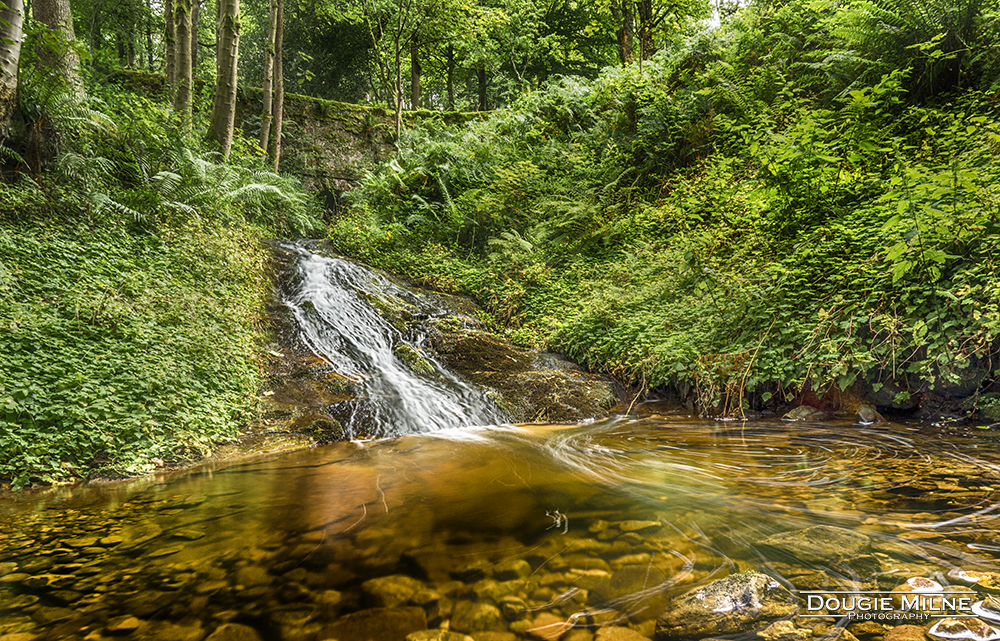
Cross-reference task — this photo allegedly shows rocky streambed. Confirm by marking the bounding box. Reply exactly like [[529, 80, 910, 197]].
[[3, 417, 1000, 641]]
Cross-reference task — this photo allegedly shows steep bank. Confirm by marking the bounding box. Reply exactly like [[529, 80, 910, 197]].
[[327, 9, 1000, 424]]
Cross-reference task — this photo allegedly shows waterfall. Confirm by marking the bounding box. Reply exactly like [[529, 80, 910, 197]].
[[280, 241, 506, 438]]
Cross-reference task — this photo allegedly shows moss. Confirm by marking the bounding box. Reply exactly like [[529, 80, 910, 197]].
[[393, 342, 435, 374]]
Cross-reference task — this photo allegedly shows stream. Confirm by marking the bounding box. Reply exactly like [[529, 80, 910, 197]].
[[2, 244, 1000, 641]]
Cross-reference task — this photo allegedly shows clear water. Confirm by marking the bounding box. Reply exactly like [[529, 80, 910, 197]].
[[2, 416, 1000, 640], [2, 245, 998, 640]]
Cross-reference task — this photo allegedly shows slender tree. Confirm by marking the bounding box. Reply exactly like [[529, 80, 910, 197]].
[[410, 34, 420, 108], [172, 0, 192, 128], [609, 0, 634, 65], [271, 0, 283, 171], [0, 0, 24, 137], [190, 0, 199, 71], [164, 0, 175, 84], [259, 0, 276, 155], [208, 0, 239, 159], [33, 0, 85, 98]]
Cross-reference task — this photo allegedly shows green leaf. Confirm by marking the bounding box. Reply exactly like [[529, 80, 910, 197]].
[[891, 260, 913, 283]]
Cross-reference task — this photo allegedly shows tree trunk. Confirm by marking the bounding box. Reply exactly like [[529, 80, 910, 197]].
[[271, 0, 283, 172], [609, 0, 634, 66], [259, 0, 275, 155], [172, 0, 192, 129], [164, 0, 174, 85], [0, 0, 24, 137], [32, 0, 84, 98], [445, 44, 454, 110], [190, 0, 198, 71], [208, 0, 239, 159], [146, 0, 153, 70], [409, 35, 420, 109], [477, 64, 486, 111], [636, 0, 657, 61]]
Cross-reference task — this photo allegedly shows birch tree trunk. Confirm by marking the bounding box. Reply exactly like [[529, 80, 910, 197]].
[[32, 0, 85, 99], [0, 0, 24, 137], [172, 0, 192, 129], [271, 0, 283, 171], [259, 0, 276, 155], [208, 0, 239, 159]]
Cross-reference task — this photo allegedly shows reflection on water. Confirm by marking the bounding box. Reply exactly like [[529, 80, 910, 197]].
[[2, 414, 1000, 641]]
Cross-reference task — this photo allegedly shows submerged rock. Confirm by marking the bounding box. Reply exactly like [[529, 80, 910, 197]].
[[653, 571, 797, 640], [758, 525, 871, 564], [929, 618, 1000, 640], [782, 406, 828, 421], [319, 607, 427, 641]]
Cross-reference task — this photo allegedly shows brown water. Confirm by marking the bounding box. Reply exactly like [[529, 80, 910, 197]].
[[2, 413, 999, 640]]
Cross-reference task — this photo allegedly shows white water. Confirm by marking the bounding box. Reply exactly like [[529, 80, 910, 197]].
[[281, 241, 506, 437]]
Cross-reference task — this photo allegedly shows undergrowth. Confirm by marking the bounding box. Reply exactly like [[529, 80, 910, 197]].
[[0, 78, 323, 488], [330, 0, 1000, 418]]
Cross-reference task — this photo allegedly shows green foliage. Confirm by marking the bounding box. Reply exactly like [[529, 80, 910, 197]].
[[332, 2, 1000, 416], [0, 77, 324, 488], [0, 220, 269, 488]]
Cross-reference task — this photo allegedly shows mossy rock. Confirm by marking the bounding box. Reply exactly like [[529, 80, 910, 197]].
[[429, 329, 617, 423], [393, 342, 435, 375]]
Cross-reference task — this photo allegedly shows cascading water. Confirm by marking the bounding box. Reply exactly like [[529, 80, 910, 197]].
[[279, 240, 506, 438]]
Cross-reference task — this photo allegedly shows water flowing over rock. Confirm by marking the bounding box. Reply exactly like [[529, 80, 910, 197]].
[[269, 241, 617, 438], [654, 571, 797, 640]]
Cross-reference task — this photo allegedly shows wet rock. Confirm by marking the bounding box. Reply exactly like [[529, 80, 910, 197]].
[[405, 631, 473, 641], [594, 628, 649, 641], [527, 613, 570, 640], [929, 618, 1000, 640], [759, 525, 872, 564], [0, 634, 39, 641], [204, 623, 263, 641], [617, 521, 661, 533], [451, 602, 507, 633], [654, 571, 797, 640], [429, 330, 617, 423], [270, 608, 322, 641], [757, 620, 813, 641], [564, 631, 595, 641], [494, 559, 532, 581], [320, 607, 427, 641], [172, 528, 207, 541], [472, 634, 518, 641], [782, 406, 828, 421], [857, 404, 885, 424], [0, 562, 17, 576], [589, 565, 669, 622], [30, 606, 76, 625], [135, 620, 205, 641], [472, 579, 528, 602], [848, 621, 891, 640], [63, 536, 100, 548], [498, 596, 529, 621], [885, 625, 929, 641], [235, 565, 272, 588], [363, 574, 427, 608], [394, 343, 435, 375]]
